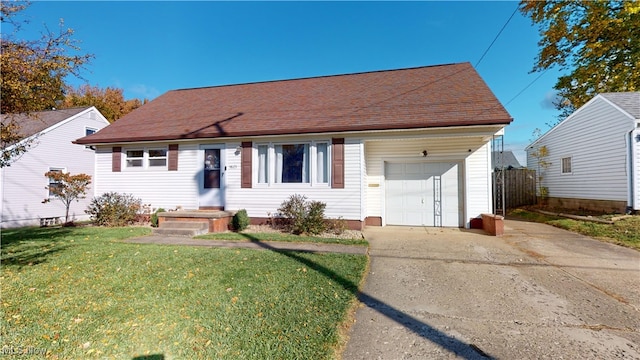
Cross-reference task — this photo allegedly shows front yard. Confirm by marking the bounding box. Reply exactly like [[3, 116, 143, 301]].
[[1, 226, 368, 359]]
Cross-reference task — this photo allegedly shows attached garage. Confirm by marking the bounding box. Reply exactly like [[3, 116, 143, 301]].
[[385, 162, 462, 227]]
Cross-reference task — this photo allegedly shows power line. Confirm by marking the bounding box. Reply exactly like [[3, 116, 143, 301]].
[[475, 4, 520, 68]]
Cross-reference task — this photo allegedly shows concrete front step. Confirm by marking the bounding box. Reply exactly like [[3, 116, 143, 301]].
[[159, 221, 209, 230], [157, 210, 234, 234], [154, 220, 209, 236]]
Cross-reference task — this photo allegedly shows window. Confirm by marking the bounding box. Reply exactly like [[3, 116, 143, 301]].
[[148, 149, 167, 167], [257, 144, 269, 184], [257, 141, 329, 186], [316, 142, 328, 183], [561, 157, 572, 174], [85, 127, 97, 149], [276, 144, 309, 183], [47, 168, 64, 197], [126, 150, 144, 168]]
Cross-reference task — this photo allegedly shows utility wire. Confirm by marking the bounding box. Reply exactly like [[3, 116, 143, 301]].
[[475, 3, 520, 68]]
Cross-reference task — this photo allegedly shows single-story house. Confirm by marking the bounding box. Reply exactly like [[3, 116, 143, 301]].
[[1, 106, 110, 227], [493, 150, 523, 170], [526, 92, 640, 213], [75, 62, 513, 229]]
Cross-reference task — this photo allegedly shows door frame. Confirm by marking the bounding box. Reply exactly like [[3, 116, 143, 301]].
[[198, 144, 226, 209]]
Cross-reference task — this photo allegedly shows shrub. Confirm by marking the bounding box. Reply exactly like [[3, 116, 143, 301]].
[[151, 208, 165, 227], [326, 217, 348, 235], [232, 209, 250, 232], [277, 194, 328, 235], [86, 192, 142, 227]]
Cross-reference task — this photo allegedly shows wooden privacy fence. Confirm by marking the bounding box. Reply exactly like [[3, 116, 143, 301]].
[[495, 168, 537, 209]]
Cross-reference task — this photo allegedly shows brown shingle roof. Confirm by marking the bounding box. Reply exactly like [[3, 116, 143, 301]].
[[2, 107, 91, 142], [75, 62, 512, 145]]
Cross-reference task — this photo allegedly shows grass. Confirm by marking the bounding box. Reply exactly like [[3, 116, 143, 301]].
[[195, 231, 368, 246], [1, 226, 368, 359], [509, 208, 640, 250]]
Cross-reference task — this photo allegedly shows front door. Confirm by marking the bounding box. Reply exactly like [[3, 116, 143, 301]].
[[199, 146, 224, 209]]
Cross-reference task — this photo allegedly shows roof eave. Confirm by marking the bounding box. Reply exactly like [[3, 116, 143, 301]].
[[74, 118, 513, 145]]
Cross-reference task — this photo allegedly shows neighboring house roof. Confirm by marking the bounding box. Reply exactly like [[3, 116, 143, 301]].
[[75, 62, 513, 145], [493, 151, 522, 169], [1, 107, 92, 142], [600, 92, 640, 119], [526, 92, 640, 150]]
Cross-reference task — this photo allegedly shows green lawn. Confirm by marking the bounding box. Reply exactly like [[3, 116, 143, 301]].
[[1, 226, 368, 359], [509, 208, 640, 249]]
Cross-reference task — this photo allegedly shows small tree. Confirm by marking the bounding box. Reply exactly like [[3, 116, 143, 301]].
[[43, 171, 91, 225], [530, 129, 551, 205]]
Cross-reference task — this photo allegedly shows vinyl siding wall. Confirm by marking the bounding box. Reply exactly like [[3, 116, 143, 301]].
[[526, 97, 635, 202], [633, 127, 640, 210], [224, 137, 363, 221], [95, 142, 204, 210], [95, 137, 364, 221], [1, 109, 108, 227], [364, 136, 493, 227]]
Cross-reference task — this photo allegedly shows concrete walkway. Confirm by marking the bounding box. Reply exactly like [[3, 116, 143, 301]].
[[124, 234, 368, 255], [341, 219, 640, 359]]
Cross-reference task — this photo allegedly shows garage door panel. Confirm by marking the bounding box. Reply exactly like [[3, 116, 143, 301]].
[[385, 162, 460, 227]]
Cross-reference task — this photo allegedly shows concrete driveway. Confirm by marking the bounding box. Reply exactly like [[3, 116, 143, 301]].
[[341, 219, 640, 359]]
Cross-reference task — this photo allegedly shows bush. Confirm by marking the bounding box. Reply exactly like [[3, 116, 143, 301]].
[[232, 209, 250, 232], [277, 194, 328, 235], [326, 217, 348, 235], [151, 208, 165, 227], [86, 192, 142, 227]]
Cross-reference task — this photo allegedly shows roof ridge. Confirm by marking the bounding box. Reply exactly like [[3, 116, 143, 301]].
[[170, 62, 470, 93]]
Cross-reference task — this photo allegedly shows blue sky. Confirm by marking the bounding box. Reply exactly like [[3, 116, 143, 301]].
[[11, 1, 565, 165]]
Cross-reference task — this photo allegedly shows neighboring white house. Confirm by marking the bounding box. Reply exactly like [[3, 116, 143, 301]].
[[1, 107, 110, 227], [75, 63, 513, 229], [526, 92, 640, 213]]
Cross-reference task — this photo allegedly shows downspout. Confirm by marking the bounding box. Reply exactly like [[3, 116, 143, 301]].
[[631, 128, 640, 212]]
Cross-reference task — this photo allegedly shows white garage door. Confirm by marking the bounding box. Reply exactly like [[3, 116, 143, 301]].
[[385, 162, 460, 227]]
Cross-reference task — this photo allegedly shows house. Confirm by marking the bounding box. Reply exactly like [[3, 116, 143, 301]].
[[493, 150, 523, 170], [526, 92, 640, 213], [75, 62, 513, 229], [1, 107, 110, 227]]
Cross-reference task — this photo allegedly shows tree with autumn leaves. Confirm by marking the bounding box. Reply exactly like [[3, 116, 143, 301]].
[[1, 2, 144, 167], [520, 1, 640, 121], [61, 85, 146, 123], [43, 171, 92, 226]]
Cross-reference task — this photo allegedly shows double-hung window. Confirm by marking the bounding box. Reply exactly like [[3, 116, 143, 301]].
[[47, 168, 65, 197], [256, 141, 329, 186], [125, 148, 168, 169], [126, 150, 144, 168], [561, 157, 572, 174], [148, 149, 168, 167]]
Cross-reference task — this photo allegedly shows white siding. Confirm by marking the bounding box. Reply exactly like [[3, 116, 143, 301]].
[[225, 138, 363, 221], [95, 137, 364, 221], [633, 128, 640, 210], [465, 142, 492, 219], [364, 136, 492, 227], [95, 142, 204, 211], [90, 129, 502, 226], [1, 109, 109, 227], [526, 97, 636, 202]]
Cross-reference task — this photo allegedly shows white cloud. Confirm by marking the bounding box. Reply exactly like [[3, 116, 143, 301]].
[[128, 84, 161, 100], [540, 90, 560, 110]]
